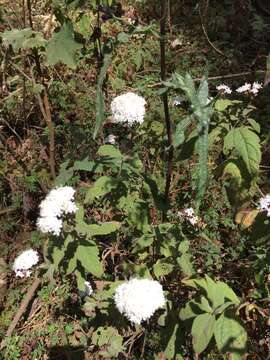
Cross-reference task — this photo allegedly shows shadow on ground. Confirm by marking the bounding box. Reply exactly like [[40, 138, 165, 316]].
[[48, 346, 85, 360]]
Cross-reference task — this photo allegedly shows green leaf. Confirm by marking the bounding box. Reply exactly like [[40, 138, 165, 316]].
[[84, 176, 119, 204], [191, 313, 216, 354], [173, 116, 192, 148], [73, 158, 95, 171], [247, 118, 260, 133], [177, 253, 194, 277], [117, 32, 129, 43], [214, 99, 233, 112], [153, 259, 174, 278], [179, 300, 204, 320], [46, 22, 82, 69], [214, 314, 247, 355], [178, 240, 190, 254], [75, 269, 85, 292], [97, 145, 123, 159], [76, 221, 120, 237], [66, 256, 77, 275], [52, 246, 65, 268], [76, 244, 103, 277], [2, 28, 46, 51], [164, 323, 184, 360], [216, 282, 240, 305], [92, 327, 123, 358], [224, 127, 261, 174]]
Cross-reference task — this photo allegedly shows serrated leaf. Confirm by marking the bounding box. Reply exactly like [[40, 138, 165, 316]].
[[92, 327, 123, 358], [46, 22, 82, 69], [76, 244, 103, 277], [214, 314, 247, 355], [76, 221, 120, 237], [73, 158, 95, 171], [84, 176, 119, 204], [177, 253, 194, 277], [215, 99, 233, 112], [153, 259, 174, 278], [247, 118, 260, 133], [2, 28, 46, 51], [224, 127, 261, 174], [97, 145, 123, 159], [178, 240, 190, 254], [192, 313, 216, 354], [173, 116, 192, 148]]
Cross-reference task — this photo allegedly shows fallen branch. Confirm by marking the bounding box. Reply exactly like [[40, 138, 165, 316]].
[[0, 277, 41, 350]]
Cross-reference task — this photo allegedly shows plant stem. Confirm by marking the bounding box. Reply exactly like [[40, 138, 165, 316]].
[[27, 0, 56, 179], [160, 0, 173, 215]]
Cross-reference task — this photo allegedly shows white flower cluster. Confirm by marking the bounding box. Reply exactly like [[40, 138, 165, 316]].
[[105, 134, 117, 144], [13, 249, 39, 278], [258, 194, 270, 217], [114, 278, 165, 324], [216, 84, 232, 94], [236, 82, 262, 96], [111, 92, 146, 125], [178, 207, 198, 226], [216, 82, 262, 96], [37, 186, 78, 236]]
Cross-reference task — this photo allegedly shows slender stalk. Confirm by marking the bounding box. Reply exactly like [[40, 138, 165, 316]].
[[27, 0, 56, 179], [160, 0, 173, 214]]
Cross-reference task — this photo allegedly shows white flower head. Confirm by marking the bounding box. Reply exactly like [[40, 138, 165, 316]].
[[258, 194, 270, 216], [105, 134, 117, 144], [37, 215, 63, 236], [79, 281, 93, 298], [37, 186, 78, 236], [114, 278, 165, 324], [236, 82, 262, 96], [171, 96, 182, 106], [251, 82, 262, 96], [13, 249, 39, 278], [178, 207, 198, 226], [111, 92, 146, 125], [236, 83, 252, 93], [216, 84, 232, 94]]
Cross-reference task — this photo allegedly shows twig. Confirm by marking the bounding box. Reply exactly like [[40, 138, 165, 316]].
[[0, 207, 17, 216], [160, 0, 173, 217], [199, 2, 226, 57], [0, 277, 41, 350]]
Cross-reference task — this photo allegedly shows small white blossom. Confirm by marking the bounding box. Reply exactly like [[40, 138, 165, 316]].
[[171, 96, 182, 106], [251, 82, 262, 96], [111, 92, 146, 125], [13, 249, 39, 278], [84, 281, 93, 296], [236, 83, 252, 93], [37, 186, 77, 236], [114, 278, 165, 324], [216, 84, 232, 94], [37, 216, 63, 236], [178, 207, 198, 226], [105, 134, 117, 144], [236, 82, 262, 96], [258, 194, 270, 216]]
